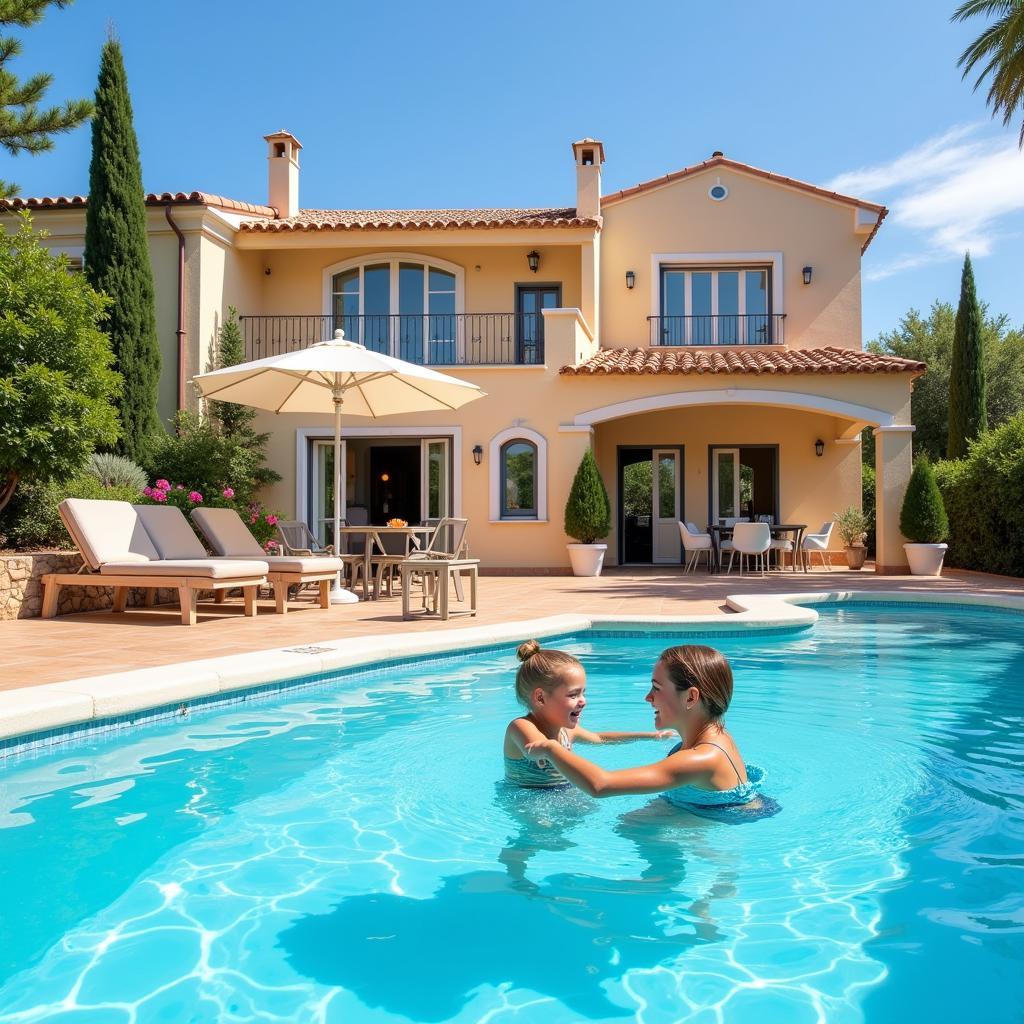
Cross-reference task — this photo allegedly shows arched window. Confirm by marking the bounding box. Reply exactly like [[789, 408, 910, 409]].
[[328, 255, 460, 364], [500, 440, 538, 518], [489, 427, 547, 522]]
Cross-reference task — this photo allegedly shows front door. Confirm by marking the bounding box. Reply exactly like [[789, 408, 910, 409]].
[[652, 448, 681, 563], [516, 285, 559, 364]]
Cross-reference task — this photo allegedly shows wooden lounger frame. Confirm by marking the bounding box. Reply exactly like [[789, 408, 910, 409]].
[[41, 572, 266, 626], [210, 571, 337, 614]]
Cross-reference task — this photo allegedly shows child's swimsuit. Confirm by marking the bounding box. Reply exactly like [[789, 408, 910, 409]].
[[504, 728, 572, 788], [661, 741, 765, 808]]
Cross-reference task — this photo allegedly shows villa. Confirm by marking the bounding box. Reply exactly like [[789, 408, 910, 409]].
[[1, 134, 925, 572]]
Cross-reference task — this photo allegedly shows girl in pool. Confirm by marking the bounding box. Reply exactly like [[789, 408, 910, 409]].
[[504, 640, 673, 789], [524, 644, 765, 809]]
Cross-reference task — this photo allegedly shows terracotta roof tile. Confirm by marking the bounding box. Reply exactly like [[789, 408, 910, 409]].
[[560, 346, 926, 376], [239, 207, 599, 232], [0, 192, 277, 217]]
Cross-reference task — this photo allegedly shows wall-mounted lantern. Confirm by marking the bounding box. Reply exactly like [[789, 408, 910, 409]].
[[527, 250, 540, 274], [625, 270, 636, 290], [472, 444, 483, 466], [802, 265, 813, 285], [814, 438, 825, 457]]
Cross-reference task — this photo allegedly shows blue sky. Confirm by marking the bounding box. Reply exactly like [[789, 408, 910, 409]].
[[11, 0, 1024, 342]]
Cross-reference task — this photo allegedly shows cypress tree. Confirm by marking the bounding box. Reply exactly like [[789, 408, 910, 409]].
[[947, 252, 987, 459], [83, 36, 162, 461], [209, 307, 252, 437]]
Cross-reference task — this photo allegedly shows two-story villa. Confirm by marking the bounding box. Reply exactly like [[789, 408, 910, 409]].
[[1, 133, 924, 572]]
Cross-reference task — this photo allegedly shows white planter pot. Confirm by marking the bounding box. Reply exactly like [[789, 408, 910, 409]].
[[904, 543, 948, 576], [567, 543, 607, 577]]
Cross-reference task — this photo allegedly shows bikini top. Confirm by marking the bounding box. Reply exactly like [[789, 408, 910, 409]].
[[662, 740, 765, 808], [504, 728, 571, 788]]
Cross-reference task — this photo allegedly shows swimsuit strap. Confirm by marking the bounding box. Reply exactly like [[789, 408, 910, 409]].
[[693, 741, 744, 785]]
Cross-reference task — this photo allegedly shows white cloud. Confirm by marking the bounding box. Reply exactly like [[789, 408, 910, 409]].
[[828, 124, 1024, 279]]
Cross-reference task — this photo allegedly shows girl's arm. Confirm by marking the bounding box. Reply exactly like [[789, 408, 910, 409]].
[[525, 738, 707, 798], [571, 726, 675, 744], [505, 717, 548, 758]]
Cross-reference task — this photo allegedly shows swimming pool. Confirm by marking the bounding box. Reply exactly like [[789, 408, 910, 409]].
[[0, 602, 1021, 1023]]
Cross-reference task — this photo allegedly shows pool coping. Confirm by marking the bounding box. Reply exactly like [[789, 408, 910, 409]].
[[3, 589, 1024, 754]]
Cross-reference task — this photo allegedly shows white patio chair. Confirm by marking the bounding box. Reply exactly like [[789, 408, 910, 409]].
[[801, 521, 835, 571], [678, 521, 713, 574], [728, 522, 771, 576], [717, 517, 750, 571]]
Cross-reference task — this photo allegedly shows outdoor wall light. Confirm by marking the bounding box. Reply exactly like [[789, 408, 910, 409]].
[[380, 472, 390, 482], [527, 250, 540, 274], [472, 444, 483, 466], [625, 270, 636, 290], [802, 265, 813, 285], [814, 439, 825, 457]]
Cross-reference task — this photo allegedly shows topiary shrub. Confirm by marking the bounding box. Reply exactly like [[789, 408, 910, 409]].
[[900, 456, 949, 544], [564, 448, 611, 544], [87, 452, 148, 492]]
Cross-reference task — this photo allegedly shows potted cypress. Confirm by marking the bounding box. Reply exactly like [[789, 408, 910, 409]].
[[564, 448, 611, 577], [900, 456, 949, 576], [833, 506, 869, 570]]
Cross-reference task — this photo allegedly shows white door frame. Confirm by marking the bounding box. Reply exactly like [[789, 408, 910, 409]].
[[652, 448, 681, 564], [712, 447, 741, 523], [420, 437, 451, 521]]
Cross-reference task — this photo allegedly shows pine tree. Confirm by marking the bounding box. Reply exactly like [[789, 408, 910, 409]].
[[948, 252, 988, 459], [0, 1, 92, 197], [83, 35, 162, 461]]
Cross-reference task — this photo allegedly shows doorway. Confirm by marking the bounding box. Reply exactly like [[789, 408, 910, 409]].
[[709, 445, 779, 523], [617, 446, 683, 565], [369, 446, 420, 523], [516, 284, 560, 364]]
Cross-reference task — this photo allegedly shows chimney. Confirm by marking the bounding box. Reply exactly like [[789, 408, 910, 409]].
[[264, 130, 302, 218], [571, 138, 605, 221]]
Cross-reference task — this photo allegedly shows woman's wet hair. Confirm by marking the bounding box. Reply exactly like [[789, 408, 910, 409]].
[[658, 644, 733, 719], [514, 639, 582, 707]]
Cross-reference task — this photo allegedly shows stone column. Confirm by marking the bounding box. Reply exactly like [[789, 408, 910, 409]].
[[874, 424, 915, 574]]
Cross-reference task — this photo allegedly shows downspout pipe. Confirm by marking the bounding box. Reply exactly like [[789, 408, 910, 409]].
[[164, 204, 187, 412]]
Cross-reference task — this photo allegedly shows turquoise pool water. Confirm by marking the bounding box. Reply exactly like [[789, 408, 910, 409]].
[[0, 604, 1022, 1023]]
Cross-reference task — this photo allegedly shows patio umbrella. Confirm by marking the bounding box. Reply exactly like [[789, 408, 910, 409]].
[[192, 329, 485, 603]]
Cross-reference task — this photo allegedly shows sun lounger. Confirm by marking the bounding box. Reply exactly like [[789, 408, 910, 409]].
[[191, 507, 344, 613], [44, 498, 268, 626]]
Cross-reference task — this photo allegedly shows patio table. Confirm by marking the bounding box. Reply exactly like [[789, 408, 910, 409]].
[[336, 525, 434, 599], [707, 523, 808, 573]]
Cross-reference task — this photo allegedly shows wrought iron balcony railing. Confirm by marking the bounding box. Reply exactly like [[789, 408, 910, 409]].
[[647, 313, 786, 347], [240, 314, 546, 366]]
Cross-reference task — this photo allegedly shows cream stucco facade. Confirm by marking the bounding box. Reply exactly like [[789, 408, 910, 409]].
[[2, 134, 920, 573]]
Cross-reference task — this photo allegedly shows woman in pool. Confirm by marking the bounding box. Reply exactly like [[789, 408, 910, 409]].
[[524, 644, 764, 809], [504, 640, 673, 788]]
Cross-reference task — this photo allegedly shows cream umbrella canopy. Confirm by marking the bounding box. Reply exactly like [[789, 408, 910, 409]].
[[192, 330, 485, 603]]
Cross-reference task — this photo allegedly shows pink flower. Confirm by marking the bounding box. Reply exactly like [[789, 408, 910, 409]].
[[152, 490, 167, 503], [189, 491, 203, 504], [155, 479, 170, 491], [265, 540, 278, 551], [142, 486, 153, 497], [222, 487, 235, 499], [265, 514, 278, 526], [176, 484, 185, 491], [250, 514, 258, 524]]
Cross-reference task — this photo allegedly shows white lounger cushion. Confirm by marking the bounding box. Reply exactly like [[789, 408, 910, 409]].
[[60, 498, 160, 569], [191, 507, 265, 557], [261, 555, 344, 573], [133, 504, 208, 559], [99, 559, 268, 579]]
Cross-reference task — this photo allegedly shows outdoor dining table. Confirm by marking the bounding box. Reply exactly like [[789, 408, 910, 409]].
[[336, 525, 434, 599], [706, 523, 808, 573]]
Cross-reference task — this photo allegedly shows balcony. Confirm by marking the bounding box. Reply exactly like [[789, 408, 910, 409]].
[[647, 313, 786, 347], [240, 314, 546, 366]]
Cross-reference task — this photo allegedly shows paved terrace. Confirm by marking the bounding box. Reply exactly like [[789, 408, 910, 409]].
[[4, 567, 1024, 692]]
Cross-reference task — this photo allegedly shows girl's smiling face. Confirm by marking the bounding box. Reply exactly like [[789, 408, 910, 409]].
[[533, 664, 587, 730], [646, 659, 690, 732]]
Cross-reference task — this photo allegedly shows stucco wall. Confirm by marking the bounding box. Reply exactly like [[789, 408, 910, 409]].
[[598, 167, 864, 351]]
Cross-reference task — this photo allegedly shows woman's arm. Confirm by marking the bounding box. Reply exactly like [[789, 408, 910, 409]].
[[525, 738, 704, 798], [572, 726, 675, 745]]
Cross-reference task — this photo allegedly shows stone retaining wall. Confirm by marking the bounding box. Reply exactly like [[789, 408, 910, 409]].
[[0, 552, 175, 620]]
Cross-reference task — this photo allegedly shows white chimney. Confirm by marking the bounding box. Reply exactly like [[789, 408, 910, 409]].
[[571, 138, 605, 220], [264, 130, 302, 218]]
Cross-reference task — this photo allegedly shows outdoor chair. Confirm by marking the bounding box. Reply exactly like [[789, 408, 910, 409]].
[[371, 530, 417, 599], [801, 521, 835, 571], [402, 516, 471, 606], [717, 517, 750, 570], [190, 506, 345, 613], [42, 498, 268, 626], [727, 522, 771, 576], [679, 521, 713, 574], [278, 519, 366, 592]]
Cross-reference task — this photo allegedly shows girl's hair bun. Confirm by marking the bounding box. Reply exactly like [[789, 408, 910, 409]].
[[516, 639, 541, 662]]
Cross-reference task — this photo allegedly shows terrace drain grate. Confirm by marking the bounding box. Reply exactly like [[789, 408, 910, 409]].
[[282, 645, 337, 655]]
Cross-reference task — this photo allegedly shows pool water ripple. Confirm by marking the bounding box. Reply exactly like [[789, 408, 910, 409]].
[[0, 604, 1022, 1022]]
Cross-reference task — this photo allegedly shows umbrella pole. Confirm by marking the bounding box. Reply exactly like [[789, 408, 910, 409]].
[[329, 388, 359, 604]]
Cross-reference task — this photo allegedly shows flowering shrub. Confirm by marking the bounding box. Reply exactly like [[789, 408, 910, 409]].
[[138, 480, 282, 551]]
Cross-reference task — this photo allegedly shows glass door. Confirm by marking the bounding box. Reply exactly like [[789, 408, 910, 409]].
[[652, 449, 681, 563], [420, 438, 450, 523], [516, 286, 560, 364], [312, 439, 347, 548], [712, 448, 740, 524]]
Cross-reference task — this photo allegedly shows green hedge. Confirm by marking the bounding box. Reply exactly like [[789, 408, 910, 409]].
[[935, 411, 1024, 576], [862, 463, 876, 555]]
